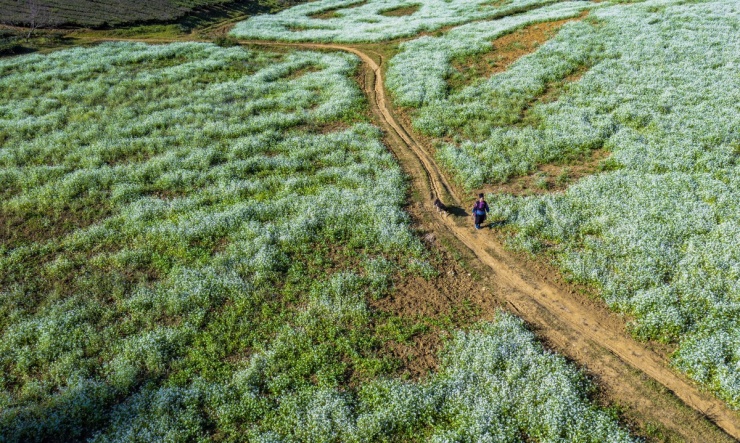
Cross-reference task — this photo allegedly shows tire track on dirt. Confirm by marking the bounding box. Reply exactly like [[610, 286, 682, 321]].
[[241, 40, 740, 441], [72, 35, 740, 440]]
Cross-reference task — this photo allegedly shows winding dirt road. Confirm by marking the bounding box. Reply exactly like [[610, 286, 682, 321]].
[[71, 34, 740, 440], [244, 40, 740, 441]]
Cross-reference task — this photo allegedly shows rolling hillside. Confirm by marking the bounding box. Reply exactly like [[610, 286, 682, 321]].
[[0, 0, 291, 28]]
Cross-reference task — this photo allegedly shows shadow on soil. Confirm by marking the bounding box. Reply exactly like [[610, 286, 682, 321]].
[[446, 205, 469, 217]]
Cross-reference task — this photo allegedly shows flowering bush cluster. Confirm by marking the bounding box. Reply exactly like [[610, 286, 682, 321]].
[[230, 0, 567, 43]]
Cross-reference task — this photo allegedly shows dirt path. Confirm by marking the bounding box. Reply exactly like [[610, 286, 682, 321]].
[[66, 35, 740, 440], [239, 40, 740, 441]]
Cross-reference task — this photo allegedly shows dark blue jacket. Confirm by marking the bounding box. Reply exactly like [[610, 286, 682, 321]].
[[473, 201, 489, 215]]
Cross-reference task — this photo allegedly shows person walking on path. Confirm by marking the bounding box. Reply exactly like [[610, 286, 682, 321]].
[[472, 193, 489, 230]]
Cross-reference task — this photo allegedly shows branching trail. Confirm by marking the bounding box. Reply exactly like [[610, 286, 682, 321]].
[[72, 34, 740, 440]]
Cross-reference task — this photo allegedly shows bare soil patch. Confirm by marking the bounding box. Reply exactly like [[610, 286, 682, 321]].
[[379, 4, 421, 17], [372, 227, 493, 379], [0, 201, 112, 249], [480, 0, 513, 8], [449, 12, 588, 91], [146, 189, 191, 200], [514, 63, 591, 129], [293, 120, 353, 135], [285, 23, 320, 32], [309, 10, 342, 19], [281, 64, 322, 80], [530, 66, 589, 106], [480, 148, 611, 196], [308, 1, 368, 19]]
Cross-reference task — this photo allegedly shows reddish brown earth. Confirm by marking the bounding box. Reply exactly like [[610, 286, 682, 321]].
[[449, 12, 589, 91], [479, 149, 611, 196], [379, 4, 421, 17], [309, 0, 369, 19]]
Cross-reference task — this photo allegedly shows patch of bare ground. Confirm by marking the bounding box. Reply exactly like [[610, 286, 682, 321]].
[[280, 64, 322, 80], [101, 147, 165, 166], [528, 65, 589, 106], [309, 10, 341, 19], [511, 64, 591, 125], [448, 11, 588, 92], [284, 23, 329, 32], [293, 120, 353, 135], [145, 189, 191, 200], [371, 229, 492, 379], [308, 1, 368, 19], [0, 201, 112, 249], [481, 148, 611, 196], [480, 0, 513, 8], [379, 4, 421, 17]]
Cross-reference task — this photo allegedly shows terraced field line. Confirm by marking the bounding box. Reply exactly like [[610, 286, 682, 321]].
[[70, 35, 740, 439]]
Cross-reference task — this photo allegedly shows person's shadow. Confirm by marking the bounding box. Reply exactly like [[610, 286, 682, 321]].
[[446, 205, 468, 217], [442, 205, 506, 229], [444, 205, 507, 229]]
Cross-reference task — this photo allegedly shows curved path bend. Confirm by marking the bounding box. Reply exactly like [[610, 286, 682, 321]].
[[75, 35, 740, 440], [245, 40, 740, 441]]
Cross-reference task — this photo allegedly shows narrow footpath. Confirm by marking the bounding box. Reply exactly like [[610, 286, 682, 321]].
[[254, 40, 740, 442]]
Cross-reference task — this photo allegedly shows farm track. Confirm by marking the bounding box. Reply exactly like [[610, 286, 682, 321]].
[[71, 35, 740, 440], [243, 40, 740, 442]]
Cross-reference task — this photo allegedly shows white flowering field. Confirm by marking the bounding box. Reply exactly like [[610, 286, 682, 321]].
[[0, 42, 638, 440], [384, 0, 740, 407], [386, 1, 592, 111], [230, 0, 568, 42], [226, 312, 635, 443]]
